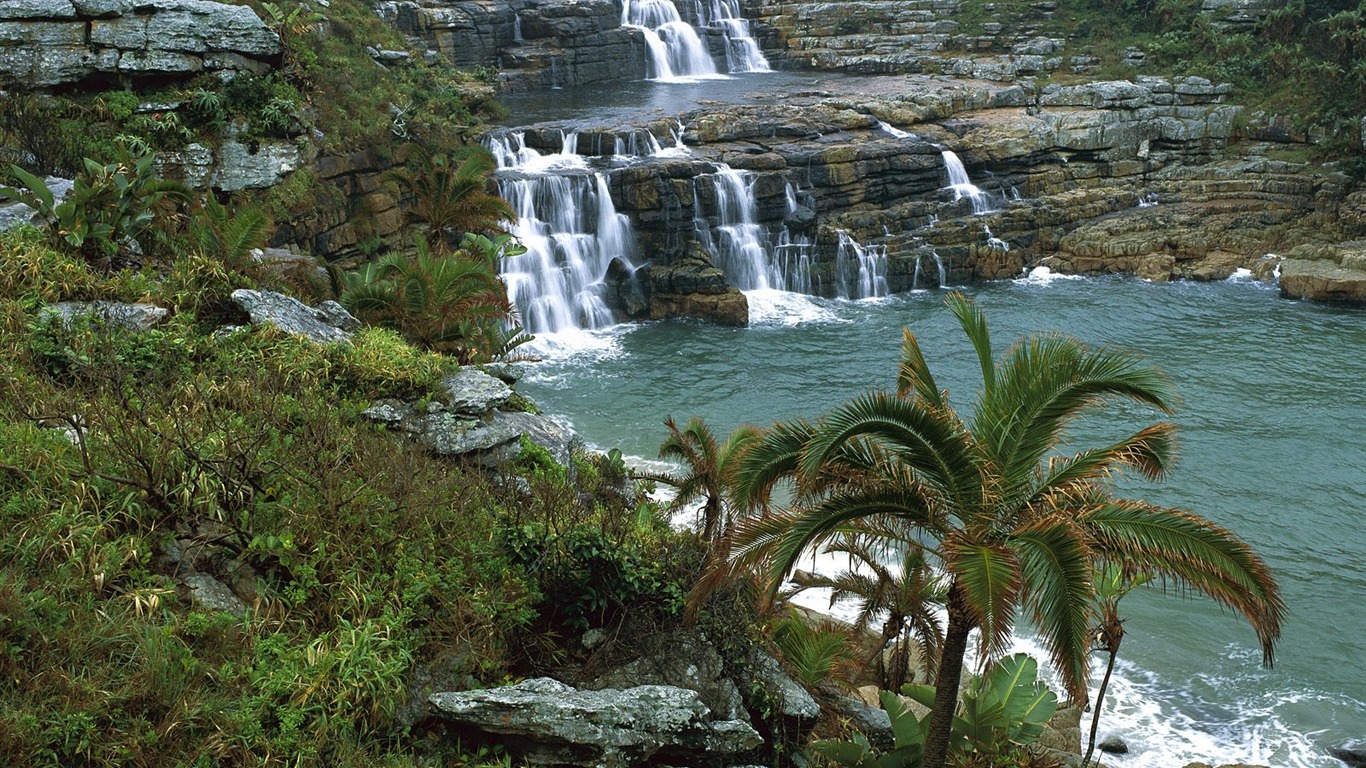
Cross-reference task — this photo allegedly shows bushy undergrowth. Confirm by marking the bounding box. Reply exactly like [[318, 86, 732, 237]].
[[0, 232, 712, 765]]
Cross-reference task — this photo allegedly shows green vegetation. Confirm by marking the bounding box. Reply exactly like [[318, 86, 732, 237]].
[[706, 293, 1284, 768]]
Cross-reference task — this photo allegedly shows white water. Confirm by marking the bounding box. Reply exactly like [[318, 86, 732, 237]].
[[835, 230, 889, 299], [942, 149, 992, 215], [878, 120, 915, 139], [489, 132, 640, 340], [622, 0, 723, 81], [687, 0, 771, 72]]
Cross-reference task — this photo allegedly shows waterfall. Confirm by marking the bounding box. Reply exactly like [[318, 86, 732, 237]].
[[774, 182, 814, 294], [513, 12, 523, 42], [613, 129, 664, 158], [699, 166, 773, 290], [622, 0, 720, 81], [878, 120, 914, 139], [687, 0, 771, 72], [488, 132, 640, 336], [834, 231, 889, 299], [941, 149, 991, 215], [984, 224, 1009, 252]]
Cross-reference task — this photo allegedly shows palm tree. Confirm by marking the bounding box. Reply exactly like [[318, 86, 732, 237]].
[[339, 234, 529, 363], [717, 292, 1284, 768], [395, 145, 514, 246], [1081, 566, 1151, 768], [636, 416, 759, 543], [787, 524, 946, 691]]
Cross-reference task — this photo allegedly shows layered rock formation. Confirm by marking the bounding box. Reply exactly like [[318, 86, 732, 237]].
[[0, 0, 280, 89]]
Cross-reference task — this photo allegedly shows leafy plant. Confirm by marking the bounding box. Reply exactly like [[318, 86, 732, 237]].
[[905, 653, 1059, 759], [810, 689, 928, 768], [1080, 567, 1153, 768], [394, 146, 515, 242], [634, 416, 761, 543], [0, 143, 191, 265], [772, 609, 855, 687], [188, 195, 274, 272], [339, 234, 531, 364]]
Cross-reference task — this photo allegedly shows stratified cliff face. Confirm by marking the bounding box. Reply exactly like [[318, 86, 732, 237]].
[[0, 0, 280, 88], [375, 0, 648, 91]]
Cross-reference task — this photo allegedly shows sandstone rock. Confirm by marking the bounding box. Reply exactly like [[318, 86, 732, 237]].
[[648, 289, 749, 326], [1279, 246, 1366, 305], [39, 301, 170, 331], [1038, 704, 1082, 753], [230, 289, 357, 344], [428, 677, 764, 767]]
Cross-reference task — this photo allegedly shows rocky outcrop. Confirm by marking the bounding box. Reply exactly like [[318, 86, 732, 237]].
[[230, 289, 359, 344], [0, 0, 279, 89], [375, 0, 646, 92], [363, 378, 575, 465], [38, 301, 169, 331], [583, 628, 749, 722], [428, 677, 764, 767], [1279, 242, 1366, 304]]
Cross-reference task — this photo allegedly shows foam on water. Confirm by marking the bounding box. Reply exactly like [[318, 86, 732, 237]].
[[745, 289, 845, 327], [520, 323, 635, 367], [1015, 265, 1086, 286]]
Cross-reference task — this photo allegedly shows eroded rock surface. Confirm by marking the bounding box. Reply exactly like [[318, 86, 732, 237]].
[[230, 289, 357, 344], [428, 677, 763, 767]]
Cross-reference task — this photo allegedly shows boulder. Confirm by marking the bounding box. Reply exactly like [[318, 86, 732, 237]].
[[39, 301, 169, 331], [428, 677, 763, 767], [1279, 243, 1366, 305], [584, 628, 749, 722], [745, 649, 821, 722], [648, 289, 749, 326], [182, 572, 247, 617], [1331, 747, 1366, 768], [229, 289, 357, 344], [1099, 735, 1129, 754], [440, 367, 512, 414], [819, 686, 894, 750], [363, 401, 574, 465]]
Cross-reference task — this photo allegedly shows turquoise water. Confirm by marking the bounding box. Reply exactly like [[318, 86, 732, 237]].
[[519, 272, 1366, 766]]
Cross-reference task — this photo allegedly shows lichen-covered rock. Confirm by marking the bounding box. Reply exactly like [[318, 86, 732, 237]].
[[230, 289, 357, 344], [428, 677, 763, 767], [440, 367, 512, 414], [745, 649, 821, 722], [584, 629, 749, 722], [39, 301, 169, 331], [182, 572, 247, 617], [0, 0, 279, 89], [363, 401, 574, 465]]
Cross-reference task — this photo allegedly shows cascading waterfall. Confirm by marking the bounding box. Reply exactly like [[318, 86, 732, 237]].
[[878, 120, 915, 139], [488, 132, 640, 336], [772, 182, 814, 294], [697, 165, 776, 290], [621, 0, 720, 81], [941, 149, 992, 215], [834, 231, 889, 299], [685, 0, 771, 72]]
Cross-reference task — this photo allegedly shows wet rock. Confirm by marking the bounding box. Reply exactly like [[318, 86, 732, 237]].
[[1279, 242, 1366, 305], [1330, 747, 1366, 768], [648, 289, 749, 327], [230, 289, 357, 344], [1099, 735, 1129, 754], [428, 677, 763, 766]]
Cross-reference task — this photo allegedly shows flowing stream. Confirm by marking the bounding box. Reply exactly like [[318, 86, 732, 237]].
[[517, 273, 1366, 768]]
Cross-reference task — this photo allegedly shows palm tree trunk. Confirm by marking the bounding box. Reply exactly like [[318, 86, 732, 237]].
[[1082, 647, 1119, 768], [923, 593, 972, 768]]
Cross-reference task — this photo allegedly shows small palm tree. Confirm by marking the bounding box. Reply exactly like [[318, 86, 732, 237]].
[[190, 195, 272, 272], [339, 234, 530, 363], [395, 146, 514, 245], [635, 417, 760, 544], [1081, 566, 1151, 768], [788, 524, 946, 690], [716, 292, 1285, 768]]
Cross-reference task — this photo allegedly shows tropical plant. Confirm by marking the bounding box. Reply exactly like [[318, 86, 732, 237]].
[[395, 145, 514, 243], [771, 609, 856, 687], [634, 416, 760, 543], [904, 653, 1058, 762], [1080, 566, 1152, 768], [811, 688, 928, 768], [338, 234, 531, 363], [188, 195, 273, 272], [714, 292, 1285, 768], [788, 525, 946, 690], [0, 143, 191, 264]]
